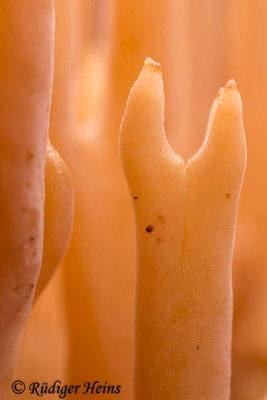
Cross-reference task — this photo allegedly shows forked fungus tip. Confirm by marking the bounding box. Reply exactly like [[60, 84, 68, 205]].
[[225, 78, 237, 90], [144, 57, 161, 74]]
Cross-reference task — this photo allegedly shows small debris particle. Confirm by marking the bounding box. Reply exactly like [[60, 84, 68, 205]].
[[134, 196, 138, 200], [226, 193, 231, 199], [29, 236, 36, 242], [196, 345, 200, 350], [146, 225, 154, 233], [156, 237, 163, 243], [26, 153, 34, 160]]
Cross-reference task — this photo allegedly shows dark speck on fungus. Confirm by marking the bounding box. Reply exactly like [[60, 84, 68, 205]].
[[226, 193, 231, 199], [29, 236, 36, 242], [146, 225, 154, 233], [26, 152, 34, 160], [134, 196, 138, 200], [196, 344, 200, 350]]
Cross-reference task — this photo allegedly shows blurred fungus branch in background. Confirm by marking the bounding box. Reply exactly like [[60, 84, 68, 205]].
[[0, 1, 74, 398], [0, 0, 55, 397]]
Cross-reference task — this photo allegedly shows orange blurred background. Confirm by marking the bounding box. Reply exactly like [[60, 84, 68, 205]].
[[14, 1, 267, 400]]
